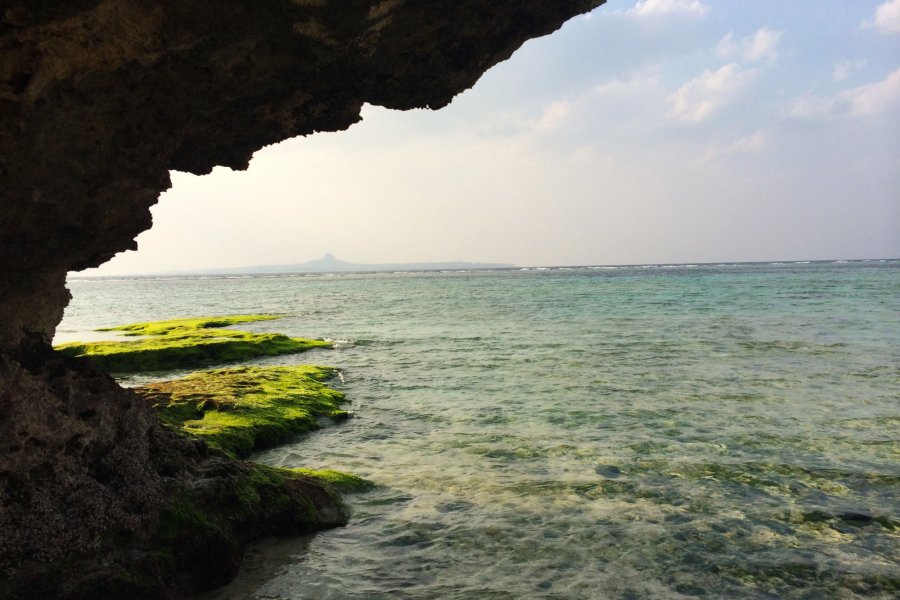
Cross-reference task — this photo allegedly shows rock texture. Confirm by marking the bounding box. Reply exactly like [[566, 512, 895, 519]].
[[0, 0, 603, 597]]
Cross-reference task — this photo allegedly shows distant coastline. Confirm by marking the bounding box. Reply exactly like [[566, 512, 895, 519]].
[[143, 253, 515, 276], [70, 256, 898, 279]]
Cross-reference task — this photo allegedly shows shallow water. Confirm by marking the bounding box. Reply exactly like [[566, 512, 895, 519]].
[[58, 261, 900, 599]]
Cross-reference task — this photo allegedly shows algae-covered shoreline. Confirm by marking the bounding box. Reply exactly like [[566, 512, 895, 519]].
[[40, 315, 372, 598], [139, 365, 351, 458], [55, 314, 332, 372]]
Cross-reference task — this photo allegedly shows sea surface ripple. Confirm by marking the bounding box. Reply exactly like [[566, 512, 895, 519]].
[[58, 261, 900, 599]]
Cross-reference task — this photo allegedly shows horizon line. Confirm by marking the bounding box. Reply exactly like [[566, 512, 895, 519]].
[[69, 257, 899, 279]]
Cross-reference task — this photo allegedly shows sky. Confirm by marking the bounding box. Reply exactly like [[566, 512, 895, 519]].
[[87, 0, 900, 275]]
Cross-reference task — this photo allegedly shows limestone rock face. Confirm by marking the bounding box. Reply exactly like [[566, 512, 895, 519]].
[[0, 0, 603, 596]]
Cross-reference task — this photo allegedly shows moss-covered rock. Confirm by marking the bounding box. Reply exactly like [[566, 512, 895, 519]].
[[0, 352, 354, 600], [147, 459, 350, 594], [54, 315, 331, 372], [99, 314, 282, 336], [290, 468, 376, 493], [17, 317, 373, 598], [136, 365, 351, 458]]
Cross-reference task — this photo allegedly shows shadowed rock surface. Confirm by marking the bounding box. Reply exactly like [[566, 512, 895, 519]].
[[0, 1, 603, 597]]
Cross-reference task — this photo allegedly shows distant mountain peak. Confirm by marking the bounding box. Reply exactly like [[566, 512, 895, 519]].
[[304, 253, 351, 267]]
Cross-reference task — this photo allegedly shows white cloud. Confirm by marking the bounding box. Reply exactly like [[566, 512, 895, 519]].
[[874, 0, 900, 33], [833, 59, 867, 82], [717, 27, 784, 64], [521, 69, 664, 136], [668, 63, 758, 123], [786, 68, 900, 119], [699, 130, 768, 164], [843, 67, 900, 116], [592, 70, 661, 96], [715, 33, 738, 60], [627, 0, 708, 19], [743, 28, 784, 64], [535, 100, 572, 131], [786, 94, 835, 119]]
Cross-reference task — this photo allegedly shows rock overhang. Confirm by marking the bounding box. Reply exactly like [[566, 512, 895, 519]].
[[1, 0, 604, 349]]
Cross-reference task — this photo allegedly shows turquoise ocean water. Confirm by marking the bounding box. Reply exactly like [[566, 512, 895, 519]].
[[57, 261, 899, 599]]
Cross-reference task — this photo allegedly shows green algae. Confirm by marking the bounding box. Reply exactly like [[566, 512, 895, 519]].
[[137, 365, 349, 458], [289, 468, 376, 493], [149, 461, 350, 594], [54, 314, 331, 372], [38, 315, 373, 597], [155, 463, 335, 545], [99, 314, 283, 336]]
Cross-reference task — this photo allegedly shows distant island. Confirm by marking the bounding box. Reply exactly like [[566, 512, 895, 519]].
[[179, 254, 516, 275]]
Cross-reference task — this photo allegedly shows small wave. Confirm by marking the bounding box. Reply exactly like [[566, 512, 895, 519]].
[[353, 339, 403, 347]]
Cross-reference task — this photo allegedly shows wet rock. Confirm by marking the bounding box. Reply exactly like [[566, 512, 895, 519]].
[[595, 464, 623, 478]]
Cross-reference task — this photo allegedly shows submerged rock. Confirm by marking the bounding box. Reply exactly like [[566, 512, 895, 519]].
[[595, 464, 623, 478]]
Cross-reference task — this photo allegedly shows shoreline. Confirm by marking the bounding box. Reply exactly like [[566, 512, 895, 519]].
[[5, 315, 369, 599]]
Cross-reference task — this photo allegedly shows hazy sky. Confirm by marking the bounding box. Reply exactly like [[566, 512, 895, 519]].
[[88, 0, 900, 275]]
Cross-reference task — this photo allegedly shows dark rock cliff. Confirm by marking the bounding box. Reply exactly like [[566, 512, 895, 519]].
[[0, 1, 603, 597]]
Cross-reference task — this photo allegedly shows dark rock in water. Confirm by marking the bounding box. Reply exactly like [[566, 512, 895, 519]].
[[0, 1, 604, 597], [798, 509, 897, 534], [595, 464, 623, 478], [838, 511, 875, 524]]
